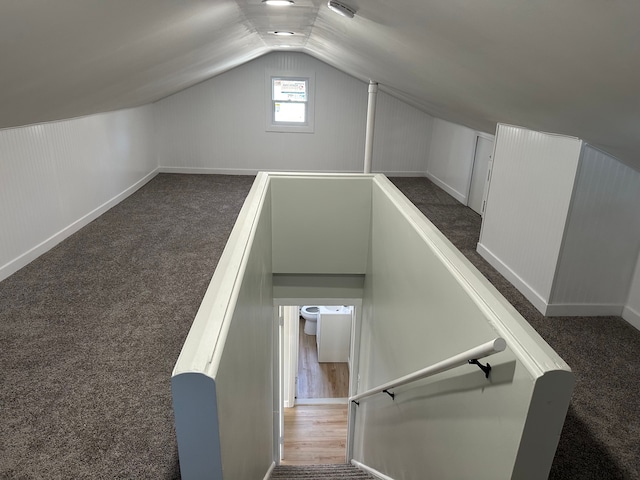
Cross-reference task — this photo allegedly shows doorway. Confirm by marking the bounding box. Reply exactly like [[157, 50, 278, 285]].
[[275, 301, 361, 465], [468, 135, 494, 215]]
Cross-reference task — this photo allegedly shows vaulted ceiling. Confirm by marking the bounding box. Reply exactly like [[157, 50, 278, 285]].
[[1, 0, 638, 167]]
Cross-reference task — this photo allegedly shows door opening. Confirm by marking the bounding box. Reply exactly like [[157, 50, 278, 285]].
[[468, 135, 494, 215], [275, 300, 361, 466]]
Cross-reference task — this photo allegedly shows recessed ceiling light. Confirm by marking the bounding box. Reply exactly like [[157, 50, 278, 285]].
[[271, 31, 295, 36], [262, 0, 294, 6], [327, 0, 355, 18]]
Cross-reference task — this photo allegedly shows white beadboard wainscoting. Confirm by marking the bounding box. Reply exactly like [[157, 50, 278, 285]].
[[0, 106, 157, 281], [425, 118, 479, 204], [478, 124, 582, 311], [479, 125, 640, 322], [549, 145, 640, 316], [154, 52, 432, 176]]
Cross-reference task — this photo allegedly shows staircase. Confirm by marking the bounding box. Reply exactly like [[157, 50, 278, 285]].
[[270, 464, 375, 479]]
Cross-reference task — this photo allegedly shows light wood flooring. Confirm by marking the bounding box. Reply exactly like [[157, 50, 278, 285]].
[[297, 318, 349, 399], [282, 404, 348, 465]]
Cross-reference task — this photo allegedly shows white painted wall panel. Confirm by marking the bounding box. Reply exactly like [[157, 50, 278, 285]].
[[425, 118, 478, 203], [372, 91, 432, 175], [0, 106, 156, 281], [271, 175, 371, 274], [154, 52, 432, 175], [550, 145, 640, 312], [478, 125, 582, 308]]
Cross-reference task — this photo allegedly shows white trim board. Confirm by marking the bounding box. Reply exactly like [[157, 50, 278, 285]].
[[351, 460, 394, 480], [425, 171, 467, 204], [263, 462, 276, 480], [476, 242, 549, 315], [159, 166, 426, 177], [622, 305, 640, 331], [0, 169, 158, 282]]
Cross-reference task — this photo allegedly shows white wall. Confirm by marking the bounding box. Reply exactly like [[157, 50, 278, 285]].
[[371, 91, 433, 176], [154, 52, 432, 175], [478, 125, 582, 312], [425, 118, 478, 203], [549, 145, 640, 316], [0, 106, 156, 281], [271, 175, 372, 274], [624, 257, 640, 330]]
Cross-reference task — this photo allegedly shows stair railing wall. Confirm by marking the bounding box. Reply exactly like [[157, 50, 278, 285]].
[[349, 176, 574, 480]]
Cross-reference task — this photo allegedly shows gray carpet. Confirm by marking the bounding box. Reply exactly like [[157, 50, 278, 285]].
[[0, 174, 254, 479], [271, 465, 374, 479], [1, 173, 639, 479]]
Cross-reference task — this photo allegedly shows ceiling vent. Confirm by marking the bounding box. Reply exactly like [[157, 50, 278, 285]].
[[327, 0, 356, 18]]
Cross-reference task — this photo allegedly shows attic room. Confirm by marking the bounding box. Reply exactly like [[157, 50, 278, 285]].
[[1, 1, 639, 479]]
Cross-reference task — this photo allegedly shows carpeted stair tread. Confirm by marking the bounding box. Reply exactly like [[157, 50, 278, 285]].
[[271, 464, 375, 479]]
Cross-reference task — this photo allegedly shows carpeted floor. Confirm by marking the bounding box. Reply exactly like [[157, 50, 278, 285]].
[[1, 173, 639, 479], [0, 174, 255, 479]]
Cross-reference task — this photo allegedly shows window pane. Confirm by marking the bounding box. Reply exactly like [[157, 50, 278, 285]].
[[273, 79, 307, 102], [274, 102, 306, 123]]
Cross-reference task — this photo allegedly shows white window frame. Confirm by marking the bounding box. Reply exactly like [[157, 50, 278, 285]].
[[265, 71, 315, 133]]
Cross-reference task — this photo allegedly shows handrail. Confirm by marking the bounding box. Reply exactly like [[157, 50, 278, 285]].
[[350, 337, 506, 404]]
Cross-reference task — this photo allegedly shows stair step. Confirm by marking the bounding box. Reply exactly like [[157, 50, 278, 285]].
[[270, 464, 375, 479]]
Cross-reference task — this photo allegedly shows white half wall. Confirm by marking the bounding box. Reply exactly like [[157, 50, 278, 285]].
[[478, 125, 582, 310], [154, 52, 432, 175], [425, 118, 478, 203], [549, 145, 640, 316], [0, 106, 157, 281], [354, 176, 573, 480]]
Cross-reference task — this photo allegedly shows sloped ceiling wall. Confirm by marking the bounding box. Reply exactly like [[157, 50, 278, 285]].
[[1, 0, 638, 167]]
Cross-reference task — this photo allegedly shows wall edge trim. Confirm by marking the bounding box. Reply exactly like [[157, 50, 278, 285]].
[[0, 168, 159, 282], [622, 305, 640, 331], [262, 462, 276, 480], [351, 460, 395, 480]]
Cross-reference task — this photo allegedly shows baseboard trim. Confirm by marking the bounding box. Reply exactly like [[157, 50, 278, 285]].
[[0, 169, 159, 282], [622, 305, 640, 331], [351, 460, 394, 480], [545, 303, 624, 317], [425, 171, 467, 204], [263, 461, 276, 480], [476, 242, 549, 315], [158, 166, 261, 175]]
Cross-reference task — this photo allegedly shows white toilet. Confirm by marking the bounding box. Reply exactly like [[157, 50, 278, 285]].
[[300, 306, 319, 335]]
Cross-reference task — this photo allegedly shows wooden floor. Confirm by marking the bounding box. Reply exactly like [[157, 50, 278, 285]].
[[297, 318, 350, 399], [282, 404, 348, 465]]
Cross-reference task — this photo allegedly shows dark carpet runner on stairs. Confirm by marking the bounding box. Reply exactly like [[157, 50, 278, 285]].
[[270, 464, 375, 479]]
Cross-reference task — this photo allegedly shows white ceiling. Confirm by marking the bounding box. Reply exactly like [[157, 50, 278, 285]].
[[1, 0, 638, 167]]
